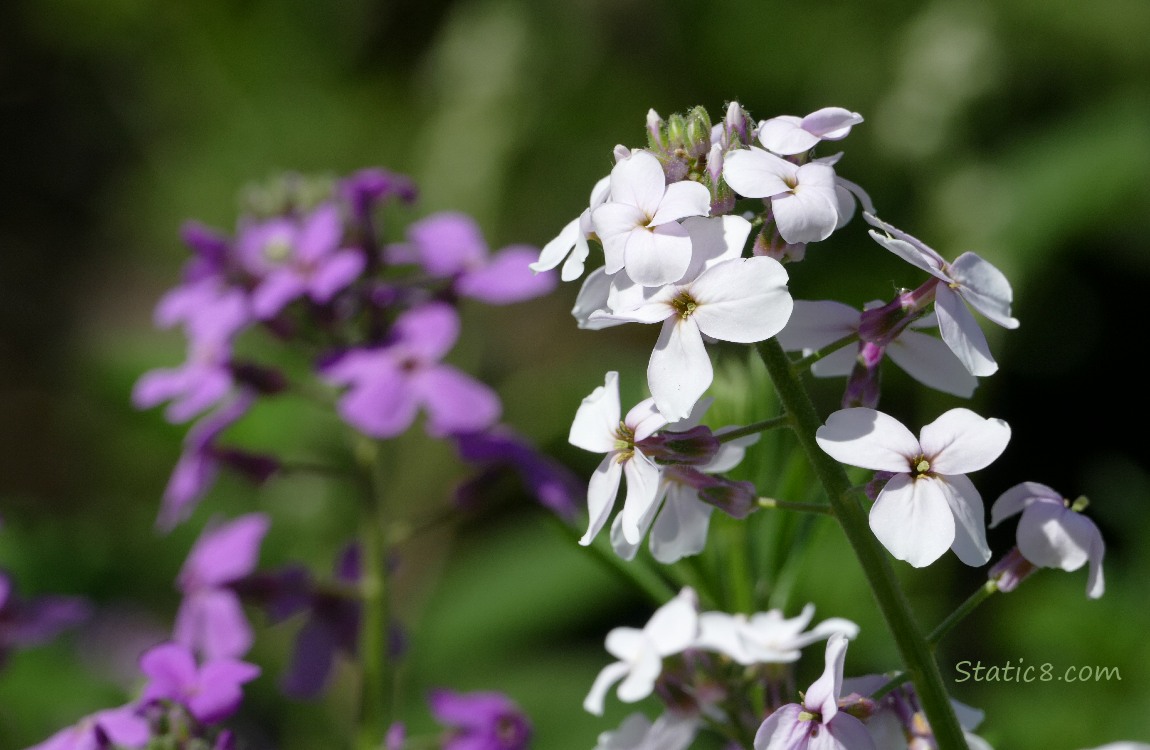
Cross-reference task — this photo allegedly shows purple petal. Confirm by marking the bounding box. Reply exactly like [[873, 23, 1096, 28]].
[[281, 620, 339, 699], [181, 514, 271, 588], [308, 250, 366, 303], [190, 658, 260, 723], [408, 212, 487, 276], [457, 246, 557, 304], [251, 269, 308, 319], [392, 302, 461, 363], [174, 589, 253, 660], [295, 203, 342, 263], [140, 641, 198, 698], [415, 365, 501, 437]]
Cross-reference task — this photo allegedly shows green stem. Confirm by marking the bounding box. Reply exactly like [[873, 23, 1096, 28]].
[[869, 670, 910, 702], [928, 579, 999, 648], [354, 438, 391, 750], [755, 338, 967, 750], [757, 497, 834, 515], [716, 415, 792, 443], [791, 331, 859, 372]]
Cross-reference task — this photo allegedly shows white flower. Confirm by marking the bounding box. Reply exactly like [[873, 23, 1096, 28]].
[[723, 147, 841, 245], [569, 372, 668, 545], [816, 407, 1010, 568], [695, 603, 858, 666], [593, 712, 698, 750], [865, 213, 1019, 376], [594, 216, 793, 420], [990, 482, 1105, 599], [756, 107, 864, 156], [591, 151, 712, 286], [530, 176, 610, 282], [609, 399, 758, 564], [777, 299, 978, 399], [584, 588, 699, 716]]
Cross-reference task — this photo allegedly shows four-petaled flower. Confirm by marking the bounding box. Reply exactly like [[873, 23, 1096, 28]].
[[139, 641, 260, 724], [816, 407, 1010, 567], [695, 604, 859, 666], [756, 107, 864, 156], [723, 146, 842, 245], [428, 689, 533, 750]]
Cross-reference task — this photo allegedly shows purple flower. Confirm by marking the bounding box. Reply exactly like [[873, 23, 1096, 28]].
[[322, 302, 501, 439], [454, 428, 583, 520], [429, 689, 532, 750], [174, 514, 270, 660], [25, 705, 149, 750], [395, 212, 556, 304], [0, 572, 91, 670], [339, 168, 418, 226], [158, 393, 277, 530], [140, 641, 260, 724], [235, 203, 366, 319], [176, 221, 231, 285]]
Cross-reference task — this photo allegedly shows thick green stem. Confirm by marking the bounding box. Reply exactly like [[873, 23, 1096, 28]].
[[755, 339, 967, 750], [929, 579, 999, 648], [354, 438, 391, 750]]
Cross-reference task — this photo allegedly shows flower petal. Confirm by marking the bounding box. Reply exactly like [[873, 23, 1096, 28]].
[[886, 329, 978, 398], [531, 217, 581, 273], [949, 252, 1019, 329], [870, 473, 955, 567], [583, 661, 631, 716], [593, 204, 647, 272], [802, 107, 865, 140], [680, 215, 752, 282], [581, 456, 623, 545], [777, 299, 860, 352], [805, 633, 848, 721], [624, 224, 692, 287], [1017, 503, 1094, 572], [645, 588, 698, 655], [649, 485, 713, 563], [415, 365, 502, 437], [572, 267, 624, 330], [816, 408, 919, 473], [771, 180, 839, 245], [864, 213, 948, 276], [723, 148, 793, 199], [647, 318, 712, 422], [920, 408, 1010, 475], [569, 371, 622, 453], [610, 151, 668, 216], [616, 646, 661, 703], [649, 180, 711, 226], [935, 285, 999, 376], [690, 257, 794, 343], [940, 474, 991, 567], [989, 481, 1062, 528], [620, 452, 664, 545], [754, 705, 808, 750], [757, 114, 819, 155], [458, 246, 557, 304]]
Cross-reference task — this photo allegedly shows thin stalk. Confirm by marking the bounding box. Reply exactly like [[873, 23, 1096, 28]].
[[757, 497, 834, 515], [354, 437, 391, 750], [929, 579, 999, 648], [869, 671, 910, 702], [755, 338, 967, 750], [716, 415, 792, 443], [791, 331, 859, 372]]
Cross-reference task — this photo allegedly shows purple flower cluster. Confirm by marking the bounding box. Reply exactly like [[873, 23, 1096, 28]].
[[133, 168, 568, 528]]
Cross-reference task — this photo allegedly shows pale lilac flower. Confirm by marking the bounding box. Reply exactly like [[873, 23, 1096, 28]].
[[140, 642, 260, 724], [591, 150, 711, 286], [723, 148, 841, 245], [174, 513, 270, 660], [757, 108, 864, 156], [609, 399, 757, 563], [385, 722, 406, 750], [990, 482, 1105, 598], [778, 300, 978, 404], [865, 213, 1019, 376], [429, 689, 532, 750], [338, 167, 418, 226], [568, 372, 668, 545], [753, 634, 875, 750], [531, 176, 611, 282], [843, 675, 991, 750], [816, 408, 1010, 567], [322, 302, 501, 439], [25, 705, 149, 750], [584, 588, 699, 716], [238, 203, 365, 319], [396, 212, 556, 304], [695, 604, 858, 666], [593, 711, 699, 750], [594, 216, 793, 420], [0, 572, 91, 669]]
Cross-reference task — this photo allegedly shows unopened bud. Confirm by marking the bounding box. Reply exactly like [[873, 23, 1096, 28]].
[[724, 101, 752, 147], [637, 425, 720, 466], [613, 144, 631, 163], [646, 108, 667, 151], [684, 105, 713, 159], [989, 547, 1037, 593]]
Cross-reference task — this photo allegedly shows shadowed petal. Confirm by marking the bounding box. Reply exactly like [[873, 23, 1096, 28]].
[[870, 474, 955, 567], [940, 474, 991, 566], [648, 318, 711, 422], [935, 286, 998, 376], [816, 408, 918, 472], [920, 408, 1010, 475]]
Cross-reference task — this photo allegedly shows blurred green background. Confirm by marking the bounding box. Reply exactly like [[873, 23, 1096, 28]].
[[1, 0, 1149, 747]]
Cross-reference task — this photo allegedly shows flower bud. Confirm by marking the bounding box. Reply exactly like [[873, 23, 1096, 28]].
[[647, 108, 667, 151], [637, 425, 721, 466], [724, 101, 752, 147], [684, 105, 713, 159], [989, 547, 1037, 593]]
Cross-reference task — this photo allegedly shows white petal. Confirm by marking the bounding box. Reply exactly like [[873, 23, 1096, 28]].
[[593, 204, 647, 269], [583, 661, 632, 715], [605, 627, 646, 660], [940, 474, 991, 567], [816, 408, 919, 472], [886, 329, 978, 398], [696, 612, 750, 663], [989, 481, 1062, 528], [950, 252, 1020, 329], [722, 148, 793, 198], [870, 473, 955, 567], [776, 300, 859, 352], [935, 285, 999, 376], [572, 267, 624, 330], [650, 181, 711, 226], [645, 589, 699, 655], [1017, 503, 1092, 571], [681, 215, 752, 282], [624, 224, 692, 287], [581, 456, 623, 545], [649, 485, 714, 563], [648, 318, 712, 422], [561, 235, 591, 282], [835, 175, 876, 218], [920, 408, 1010, 475], [864, 213, 948, 274], [772, 175, 840, 245], [616, 646, 661, 703], [756, 115, 815, 155], [621, 453, 664, 545], [531, 217, 581, 274], [703, 428, 758, 473], [690, 257, 794, 343], [810, 345, 859, 378], [589, 175, 612, 208], [610, 151, 667, 216], [609, 513, 642, 561], [569, 371, 622, 453], [805, 633, 849, 721], [1086, 531, 1105, 599], [802, 107, 864, 139]]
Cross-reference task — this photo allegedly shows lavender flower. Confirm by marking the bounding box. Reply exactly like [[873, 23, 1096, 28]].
[[140, 641, 260, 724], [454, 428, 583, 521], [25, 705, 149, 750], [429, 689, 532, 750], [0, 571, 91, 670]]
